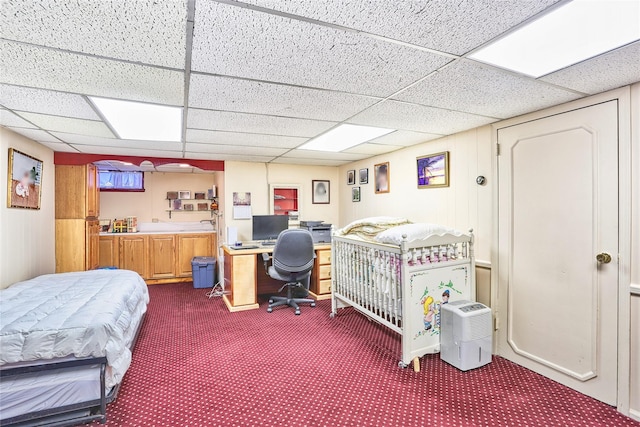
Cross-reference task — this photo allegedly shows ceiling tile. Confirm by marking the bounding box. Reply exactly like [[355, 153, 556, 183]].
[[281, 149, 367, 161], [270, 157, 349, 167], [236, 0, 561, 55], [0, 109, 37, 129], [0, 0, 187, 69], [187, 128, 307, 148], [186, 143, 287, 157], [51, 132, 183, 151], [192, 1, 451, 97], [540, 41, 640, 95], [16, 112, 114, 138], [37, 141, 78, 153], [73, 145, 182, 157], [344, 143, 402, 156], [6, 127, 61, 143], [0, 41, 184, 105], [395, 59, 582, 119], [348, 100, 496, 135], [188, 74, 380, 121], [367, 130, 442, 147], [0, 84, 99, 119], [187, 108, 337, 137], [185, 152, 276, 163]]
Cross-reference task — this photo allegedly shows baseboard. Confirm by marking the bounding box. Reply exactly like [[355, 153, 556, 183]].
[[629, 408, 640, 421]]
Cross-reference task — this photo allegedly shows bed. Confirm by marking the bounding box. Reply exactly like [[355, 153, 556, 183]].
[[0, 269, 149, 426], [330, 218, 476, 371]]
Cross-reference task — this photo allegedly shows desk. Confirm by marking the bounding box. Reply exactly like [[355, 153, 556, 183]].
[[222, 243, 332, 312]]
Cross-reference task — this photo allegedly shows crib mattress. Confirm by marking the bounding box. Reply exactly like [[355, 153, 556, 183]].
[[0, 270, 149, 389]]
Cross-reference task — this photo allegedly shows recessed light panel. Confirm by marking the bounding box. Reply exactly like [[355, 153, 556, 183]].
[[298, 124, 395, 152], [90, 97, 182, 141], [469, 0, 640, 78]]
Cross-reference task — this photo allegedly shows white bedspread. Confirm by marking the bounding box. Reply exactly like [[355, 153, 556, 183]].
[[0, 270, 149, 388]]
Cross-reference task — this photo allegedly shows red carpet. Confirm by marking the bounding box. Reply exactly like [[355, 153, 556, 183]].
[[93, 283, 639, 426]]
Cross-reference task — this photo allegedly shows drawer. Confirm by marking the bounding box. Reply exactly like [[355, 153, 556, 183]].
[[317, 250, 332, 265], [318, 265, 331, 280], [318, 279, 332, 294]]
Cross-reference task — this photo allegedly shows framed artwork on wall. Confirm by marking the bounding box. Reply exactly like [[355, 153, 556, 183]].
[[178, 190, 191, 199], [417, 151, 449, 188], [359, 168, 368, 184], [352, 186, 361, 202], [7, 148, 43, 210], [347, 169, 356, 185], [312, 180, 330, 204], [374, 162, 389, 194]]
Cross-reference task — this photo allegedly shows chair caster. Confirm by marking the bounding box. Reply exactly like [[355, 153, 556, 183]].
[[310, 302, 316, 307], [268, 299, 274, 304], [295, 310, 301, 315], [267, 307, 273, 313]]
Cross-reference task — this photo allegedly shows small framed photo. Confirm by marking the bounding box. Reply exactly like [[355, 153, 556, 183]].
[[173, 199, 182, 210], [374, 162, 389, 194], [347, 170, 356, 185], [7, 148, 43, 210], [183, 203, 194, 211], [352, 186, 361, 202], [312, 180, 330, 204], [178, 190, 191, 199], [359, 168, 368, 184], [197, 203, 209, 211], [417, 151, 449, 189]]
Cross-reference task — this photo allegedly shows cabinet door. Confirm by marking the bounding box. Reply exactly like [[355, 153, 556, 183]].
[[149, 235, 176, 279], [99, 236, 119, 268], [85, 220, 100, 270], [120, 236, 148, 278], [86, 164, 98, 218], [177, 234, 213, 277]]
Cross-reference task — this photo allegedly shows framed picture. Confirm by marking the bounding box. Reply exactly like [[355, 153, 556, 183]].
[[347, 170, 356, 185], [374, 162, 390, 194], [312, 180, 330, 204], [173, 199, 182, 210], [417, 151, 449, 188], [183, 203, 194, 211], [178, 190, 191, 199], [352, 186, 361, 202], [359, 168, 369, 184], [7, 148, 43, 210]]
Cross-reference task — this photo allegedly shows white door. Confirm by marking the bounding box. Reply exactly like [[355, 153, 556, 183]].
[[496, 100, 619, 405]]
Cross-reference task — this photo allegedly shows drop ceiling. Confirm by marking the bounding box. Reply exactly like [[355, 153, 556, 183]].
[[1, 0, 639, 167]]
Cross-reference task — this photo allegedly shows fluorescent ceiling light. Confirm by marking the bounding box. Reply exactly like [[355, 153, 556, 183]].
[[299, 124, 395, 152], [179, 163, 191, 167], [90, 97, 182, 142], [469, 0, 640, 77]]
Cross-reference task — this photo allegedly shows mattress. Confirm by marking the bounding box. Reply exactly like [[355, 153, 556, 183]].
[[0, 270, 149, 389]]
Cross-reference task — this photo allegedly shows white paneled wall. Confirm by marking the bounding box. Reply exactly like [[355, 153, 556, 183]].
[[338, 126, 493, 262]]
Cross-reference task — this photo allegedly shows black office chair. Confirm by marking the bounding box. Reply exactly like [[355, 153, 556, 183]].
[[262, 229, 316, 315]]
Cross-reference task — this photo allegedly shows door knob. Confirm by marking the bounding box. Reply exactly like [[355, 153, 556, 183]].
[[596, 253, 612, 264]]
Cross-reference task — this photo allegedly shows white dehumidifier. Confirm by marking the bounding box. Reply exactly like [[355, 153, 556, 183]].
[[440, 300, 492, 371]]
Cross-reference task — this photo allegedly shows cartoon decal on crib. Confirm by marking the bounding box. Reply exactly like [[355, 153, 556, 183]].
[[413, 278, 463, 340]]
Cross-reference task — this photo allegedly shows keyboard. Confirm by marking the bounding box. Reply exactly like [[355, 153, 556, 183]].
[[228, 245, 260, 250], [261, 241, 276, 246]]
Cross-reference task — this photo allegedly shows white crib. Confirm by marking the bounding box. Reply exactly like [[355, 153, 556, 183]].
[[330, 230, 476, 370]]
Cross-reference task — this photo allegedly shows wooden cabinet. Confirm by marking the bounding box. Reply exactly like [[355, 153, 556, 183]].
[[98, 232, 216, 283], [148, 235, 176, 279], [120, 235, 148, 279], [224, 252, 258, 308], [55, 164, 99, 219], [55, 219, 99, 272], [311, 248, 332, 299], [177, 234, 215, 277], [98, 235, 119, 268]]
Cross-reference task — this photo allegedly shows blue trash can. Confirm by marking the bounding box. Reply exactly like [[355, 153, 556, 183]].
[[191, 257, 216, 289]]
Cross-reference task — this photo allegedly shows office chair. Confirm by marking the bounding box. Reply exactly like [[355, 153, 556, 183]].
[[262, 229, 316, 315]]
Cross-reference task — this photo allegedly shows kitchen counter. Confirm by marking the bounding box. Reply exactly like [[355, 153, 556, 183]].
[[100, 220, 216, 236], [100, 230, 216, 236]]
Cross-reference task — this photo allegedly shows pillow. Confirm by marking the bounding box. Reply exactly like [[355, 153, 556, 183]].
[[374, 223, 464, 245], [337, 217, 411, 235]]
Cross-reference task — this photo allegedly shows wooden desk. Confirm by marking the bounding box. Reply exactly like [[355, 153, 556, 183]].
[[222, 244, 332, 312]]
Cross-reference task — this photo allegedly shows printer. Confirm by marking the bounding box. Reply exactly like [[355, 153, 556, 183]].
[[300, 221, 332, 243]]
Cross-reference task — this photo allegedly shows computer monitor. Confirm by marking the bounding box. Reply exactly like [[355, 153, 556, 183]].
[[252, 215, 289, 241]]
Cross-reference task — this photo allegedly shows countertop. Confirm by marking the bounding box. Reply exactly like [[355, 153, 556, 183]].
[[100, 230, 216, 236]]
